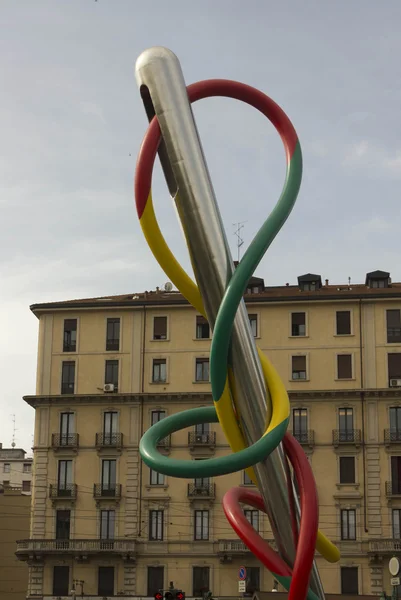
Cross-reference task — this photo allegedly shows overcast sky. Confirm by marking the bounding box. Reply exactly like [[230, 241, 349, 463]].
[[1, 0, 401, 452]]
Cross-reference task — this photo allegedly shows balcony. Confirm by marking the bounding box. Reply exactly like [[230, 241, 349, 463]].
[[369, 538, 401, 554], [95, 432, 123, 451], [385, 481, 401, 498], [291, 430, 315, 448], [93, 484, 122, 503], [49, 484, 77, 502], [15, 538, 136, 562], [218, 538, 276, 562], [332, 429, 361, 448], [187, 482, 215, 501], [384, 429, 401, 446], [51, 433, 79, 452], [157, 435, 171, 453], [188, 431, 216, 455]]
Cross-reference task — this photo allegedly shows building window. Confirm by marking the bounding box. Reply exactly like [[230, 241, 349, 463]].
[[23, 463, 31, 473], [243, 470, 253, 485], [336, 310, 351, 335], [3, 463, 10, 473], [152, 359, 167, 383], [245, 566, 260, 594], [339, 456, 355, 484], [338, 408, 354, 441], [194, 510, 209, 540], [60, 412, 75, 445], [291, 312, 306, 336], [340, 566, 359, 595], [153, 316, 167, 340], [391, 456, 401, 494], [388, 354, 401, 384], [293, 408, 308, 442], [58, 460, 72, 491], [244, 509, 259, 532], [393, 509, 401, 539], [390, 407, 401, 441], [341, 509, 356, 540], [148, 566, 164, 597], [149, 510, 164, 541], [63, 319, 77, 352], [150, 469, 165, 486], [249, 314, 258, 337], [53, 566, 69, 596], [61, 361, 75, 394], [22, 480, 31, 492], [151, 410, 166, 425], [98, 566, 114, 596], [2, 480, 9, 487], [56, 509, 71, 540], [196, 316, 210, 339], [196, 358, 210, 382], [193, 566, 210, 597], [105, 360, 119, 392], [292, 355, 307, 380], [101, 459, 116, 492], [387, 310, 401, 343], [103, 411, 118, 444], [337, 354, 353, 379], [100, 509, 115, 539], [106, 318, 120, 351]]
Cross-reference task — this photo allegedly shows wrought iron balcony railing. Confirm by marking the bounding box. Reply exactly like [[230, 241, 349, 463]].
[[93, 484, 122, 499], [187, 483, 215, 499], [384, 429, 401, 445], [332, 429, 361, 445], [386, 481, 401, 497], [49, 484, 77, 500], [291, 430, 315, 446], [95, 432, 123, 449], [188, 431, 216, 447], [51, 433, 79, 449], [157, 435, 171, 449]]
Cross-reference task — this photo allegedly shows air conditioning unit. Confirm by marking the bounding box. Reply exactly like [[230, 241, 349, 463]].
[[390, 379, 401, 388], [103, 383, 115, 392]]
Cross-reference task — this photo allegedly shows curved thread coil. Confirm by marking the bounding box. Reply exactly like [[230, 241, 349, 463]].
[[135, 79, 340, 600]]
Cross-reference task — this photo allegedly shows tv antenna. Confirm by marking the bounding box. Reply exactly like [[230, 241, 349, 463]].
[[11, 414, 17, 448], [233, 221, 247, 262]]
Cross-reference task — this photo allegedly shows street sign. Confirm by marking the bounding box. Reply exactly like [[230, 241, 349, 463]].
[[391, 577, 400, 587], [238, 581, 246, 593], [238, 566, 247, 581], [390, 557, 400, 576]]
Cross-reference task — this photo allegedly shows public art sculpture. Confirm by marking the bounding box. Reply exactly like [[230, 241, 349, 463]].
[[134, 47, 340, 600]]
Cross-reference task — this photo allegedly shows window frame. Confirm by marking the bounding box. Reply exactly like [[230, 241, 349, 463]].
[[152, 315, 168, 341], [195, 315, 210, 340], [335, 310, 352, 336], [340, 508, 356, 540], [104, 359, 119, 392], [339, 456, 356, 484], [61, 361, 76, 395], [290, 311, 307, 338], [195, 357, 210, 383], [194, 509, 209, 541], [248, 313, 259, 338], [290, 354, 308, 381], [152, 358, 168, 384], [336, 353, 354, 380], [106, 317, 121, 352], [63, 318, 77, 353], [149, 509, 164, 541], [340, 566, 359, 595]]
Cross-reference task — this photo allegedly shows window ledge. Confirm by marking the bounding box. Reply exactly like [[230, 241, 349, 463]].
[[289, 335, 309, 339], [336, 483, 360, 489], [149, 381, 169, 385], [145, 484, 169, 490], [334, 334, 354, 337], [290, 378, 310, 383], [193, 381, 211, 385], [150, 339, 170, 343], [335, 378, 356, 382]]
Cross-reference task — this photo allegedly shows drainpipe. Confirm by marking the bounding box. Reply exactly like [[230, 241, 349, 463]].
[[359, 298, 368, 533], [138, 304, 146, 536]]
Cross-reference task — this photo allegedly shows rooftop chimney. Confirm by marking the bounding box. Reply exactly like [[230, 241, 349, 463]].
[[325, 279, 329, 286]]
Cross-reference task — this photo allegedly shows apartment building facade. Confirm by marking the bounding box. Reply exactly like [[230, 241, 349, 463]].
[[16, 269, 401, 598], [0, 444, 33, 494]]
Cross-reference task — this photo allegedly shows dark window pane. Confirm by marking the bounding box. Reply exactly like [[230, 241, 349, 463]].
[[152, 359, 167, 383], [249, 314, 258, 337], [292, 356, 306, 379], [341, 566, 358, 595], [193, 566, 210, 597], [291, 312, 306, 336], [194, 510, 209, 540], [341, 509, 356, 540], [196, 316, 210, 339], [105, 360, 119, 391], [149, 510, 164, 541], [336, 311, 351, 335], [148, 566, 164, 596], [390, 407, 401, 433], [389, 354, 401, 379], [61, 361, 75, 394], [245, 566, 260, 594], [106, 318, 120, 351], [98, 566, 114, 596], [339, 457, 355, 484], [153, 316, 167, 340], [53, 566, 69, 595], [293, 408, 308, 441], [337, 354, 352, 379], [63, 319, 77, 352], [391, 456, 401, 493], [196, 359, 210, 382], [393, 509, 401, 539], [56, 510, 70, 540]]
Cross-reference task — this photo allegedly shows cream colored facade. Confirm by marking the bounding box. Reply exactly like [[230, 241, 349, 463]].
[[17, 271, 401, 598], [0, 445, 33, 493]]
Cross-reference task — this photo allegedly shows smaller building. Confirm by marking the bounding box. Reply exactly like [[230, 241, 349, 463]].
[[0, 444, 33, 494], [0, 484, 30, 600]]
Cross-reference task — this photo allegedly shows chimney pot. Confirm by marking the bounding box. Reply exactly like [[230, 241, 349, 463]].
[[325, 279, 329, 286]]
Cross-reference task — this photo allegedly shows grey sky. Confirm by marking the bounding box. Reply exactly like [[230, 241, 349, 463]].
[[1, 0, 401, 451]]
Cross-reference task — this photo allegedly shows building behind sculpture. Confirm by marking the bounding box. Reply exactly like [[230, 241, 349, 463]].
[[16, 269, 401, 598], [0, 444, 33, 494]]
